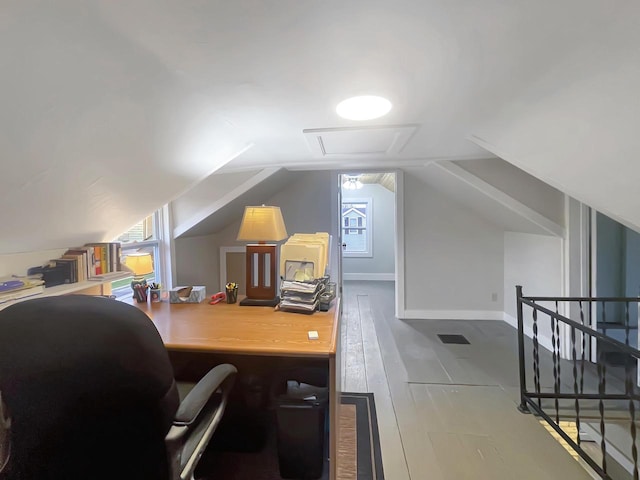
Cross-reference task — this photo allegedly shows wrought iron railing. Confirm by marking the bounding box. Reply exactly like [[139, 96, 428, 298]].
[[517, 285, 640, 480]]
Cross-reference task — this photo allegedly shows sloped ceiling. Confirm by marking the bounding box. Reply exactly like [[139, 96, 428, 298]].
[[175, 168, 301, 238], [360, 173, 396, 192], [409, 162, 564, 236], [2, 1, 640, 255], [467, 1, 640, 231]]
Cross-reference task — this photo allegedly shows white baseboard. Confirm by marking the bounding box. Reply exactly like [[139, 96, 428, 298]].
[[343, 273, 395, 281], [503, 313, 553, 353], [401, 309, 504, 321]]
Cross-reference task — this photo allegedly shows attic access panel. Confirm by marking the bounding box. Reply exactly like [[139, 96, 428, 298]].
[[303, 125, 418, 157]]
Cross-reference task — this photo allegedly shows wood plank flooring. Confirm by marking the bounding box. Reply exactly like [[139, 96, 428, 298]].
[[341, 281, 593, 480]]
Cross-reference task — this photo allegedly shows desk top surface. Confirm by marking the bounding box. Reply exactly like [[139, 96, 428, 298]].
[[134, 298, 340, 358]]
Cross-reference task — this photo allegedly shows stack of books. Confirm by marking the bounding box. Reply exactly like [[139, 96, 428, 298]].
[[0, 276, 45, 306], [279, 278, 326, 314], [34, 242, 123, 287]]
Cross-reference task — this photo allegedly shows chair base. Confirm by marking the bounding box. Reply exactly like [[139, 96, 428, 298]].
[[239, 296, 280, 307]]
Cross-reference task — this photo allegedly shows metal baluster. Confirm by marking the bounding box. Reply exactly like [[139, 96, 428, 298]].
[[598, 348, 608, 475], [532, 304, 541, 408], [624, 297, 636, 479], [571, 324, 580, 446], [598, 299, 607, 476], [579, 301, 586, 395], [555, 301, 561, 423], [516, 286, 529, 413], [551, 311, 560, 424], [625, 302, 631, 346], [625, 350, 638, 479]]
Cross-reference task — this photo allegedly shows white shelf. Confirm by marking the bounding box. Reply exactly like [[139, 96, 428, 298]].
[[0, 272, 131, 311]]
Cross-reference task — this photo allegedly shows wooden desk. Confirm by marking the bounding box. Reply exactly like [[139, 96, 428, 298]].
[[135, 299, 339, 357], [134, 299, 342, 480]]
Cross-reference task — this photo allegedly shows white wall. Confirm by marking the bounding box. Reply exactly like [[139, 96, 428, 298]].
[[596, 213, 624, 298], [503, 232, 563, 351], [173, 234, 219, 294], [402, 172, 504, 319], [174, 171, 336, 293], [0, 249, 67, 277], [343, 183, 395, 278]]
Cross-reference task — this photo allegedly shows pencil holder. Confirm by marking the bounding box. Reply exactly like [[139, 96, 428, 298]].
[[226, 285, 238, 304]]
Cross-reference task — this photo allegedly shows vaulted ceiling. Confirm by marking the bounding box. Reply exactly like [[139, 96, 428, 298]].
[[1, 0, 639, 254]]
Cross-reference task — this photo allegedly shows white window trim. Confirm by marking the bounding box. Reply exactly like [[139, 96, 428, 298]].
[[342, 197, 373, 258], [112, 210, 166, 299]]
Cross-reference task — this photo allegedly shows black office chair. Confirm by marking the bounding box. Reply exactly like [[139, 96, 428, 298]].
[[0, 295, 236, 480]]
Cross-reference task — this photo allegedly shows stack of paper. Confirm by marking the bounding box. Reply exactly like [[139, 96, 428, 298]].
[[0, 276, 45, 305], [279, 278, 326, 314]]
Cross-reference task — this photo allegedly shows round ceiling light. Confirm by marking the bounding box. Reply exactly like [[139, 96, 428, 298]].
[[336, 95, 392, 121], [343, 176, 363, 190]]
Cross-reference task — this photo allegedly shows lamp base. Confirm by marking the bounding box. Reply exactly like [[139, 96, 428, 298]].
[[239, 296, 280, 307]]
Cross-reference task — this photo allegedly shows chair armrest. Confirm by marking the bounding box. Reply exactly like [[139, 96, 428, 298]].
[[174, 363, 237, 426]]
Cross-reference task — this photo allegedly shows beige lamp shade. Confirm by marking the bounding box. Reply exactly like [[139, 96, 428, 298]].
[[237, 205, 288, 242], [124, 252, 154, 276]]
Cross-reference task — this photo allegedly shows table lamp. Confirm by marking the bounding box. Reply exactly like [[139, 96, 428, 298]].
[[237, 205, 288, 306], [124, 252, 153, 298]]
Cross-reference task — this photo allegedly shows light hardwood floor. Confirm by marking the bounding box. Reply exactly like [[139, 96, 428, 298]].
[[340, 281, 594, 480]]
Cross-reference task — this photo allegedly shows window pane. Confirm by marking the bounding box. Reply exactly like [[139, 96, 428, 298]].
[[110, 210, 162, 300], [111, 246, 158, 300], [344, 229, 366, 250], [117, 214, 156, 244], [341, 199, 371, 256]]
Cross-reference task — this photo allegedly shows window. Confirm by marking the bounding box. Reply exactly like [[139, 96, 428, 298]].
[[341, 198, 372, 257], [111, 211, 164, 300]]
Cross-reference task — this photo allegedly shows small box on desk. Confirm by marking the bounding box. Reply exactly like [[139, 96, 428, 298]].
[[169, 286, 206, 304]]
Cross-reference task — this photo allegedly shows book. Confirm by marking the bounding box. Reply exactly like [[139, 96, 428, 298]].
[[65, 247, 92, 280], [62, 253, 85, 283], [84, 242, 122, 276], [53, 258, 77, 284]]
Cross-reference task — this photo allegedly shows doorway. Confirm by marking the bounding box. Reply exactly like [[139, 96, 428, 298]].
[[594, 211, 640, 359], [339, 172, 397, 283]]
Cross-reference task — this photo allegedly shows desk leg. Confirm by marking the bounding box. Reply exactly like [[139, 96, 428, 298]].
[[329, 334, 342, 479], [329, 298, 342, 480]]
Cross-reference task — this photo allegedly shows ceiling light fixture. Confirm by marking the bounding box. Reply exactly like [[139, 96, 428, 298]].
[[336, 95, 392, 121], [343, 176, 363, 190]]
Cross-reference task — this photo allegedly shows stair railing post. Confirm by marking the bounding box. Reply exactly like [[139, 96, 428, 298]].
[[517, 285, 530, 413]]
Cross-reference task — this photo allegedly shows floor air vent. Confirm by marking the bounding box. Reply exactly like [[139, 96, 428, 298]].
[[437, 334, 470, 345]]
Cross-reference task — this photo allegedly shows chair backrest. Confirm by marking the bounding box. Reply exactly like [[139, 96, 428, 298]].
[[0, 295, 180, 480]]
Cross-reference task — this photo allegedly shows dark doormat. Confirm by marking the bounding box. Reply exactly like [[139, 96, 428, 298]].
[[195, 392, 384, 480], [437, 334, 470, 345]]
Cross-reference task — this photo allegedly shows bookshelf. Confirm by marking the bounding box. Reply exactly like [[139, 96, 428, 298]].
[[0, 271, 130, 312]]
